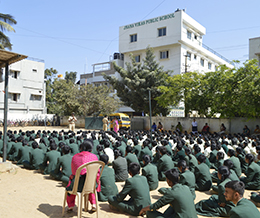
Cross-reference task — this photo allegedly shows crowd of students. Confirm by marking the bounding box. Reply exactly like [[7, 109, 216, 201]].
[[1, 128, 260, 217]]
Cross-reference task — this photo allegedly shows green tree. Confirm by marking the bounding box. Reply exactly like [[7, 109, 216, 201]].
[[65, 71, 77, 83], [78, 84, 121, 116], [0, 13, 17, 50], [157, 59, 260, 118], [104, 47, 171, 116]]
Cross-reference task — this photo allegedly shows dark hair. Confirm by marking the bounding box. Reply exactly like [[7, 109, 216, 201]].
[[50, 142, 57, 150], [103, 140, 110, 148], [114, 149, 122, 158], [177, 160, 187, 173], [228, 149, 236, 157], [224, 159, 234, 170], [245, 153, 255, 165], [217, 151, 224, 160], [225, 181, 245, 197], [79, 139, 93, 152], [193, 144, 201, 153], [22, 139, 28, 146], [185, 147, 192, 160], [126, 146, 133, 154], [128, 162, 140, 176], [197, 154, 206, 163], [218, 165, 230, 181], [69, 138, 75, 144], [164, 168, 179, 185], [159, 146, 167, 155], [176, 143, 183, 151], [100, 154, 109, 165], [62, 145, 71, 154], [142, 155, 151, 166], [32, 141, 38, 149]]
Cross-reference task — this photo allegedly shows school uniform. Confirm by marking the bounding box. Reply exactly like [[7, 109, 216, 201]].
[[97, 165, 118, 202], [196, 178, 234, 217], [68, 142, 79, 155], [132, 144, 142, 159], [23, 148, 45, 170], [8, 142, 22, 161], [108, 174, 151, 216], [41, 150, 61, 174], [237, 153, 248, 174], [125, 153, 139, 167], [157, 154, 175, 181], [147, 183, 197, 218], [209, 149, 218, 165], [50, 153, 72, 184], [229, 156, 242, 177], [172, 149, 185, 163], [195, 152, 211, 168], [140, 146, 153, 161], [250, 193, 260, 203], [112, 156, 128, 182], [242, 161, 260, 190], [229, 198, 260, 218], [16, 146, 32, 165], [194, 162, 212, 191], [142, 163, 159, 191], [184, 154, 198, 173], [179, 170, 196, 200]]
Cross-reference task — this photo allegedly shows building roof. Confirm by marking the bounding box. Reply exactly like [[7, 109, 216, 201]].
[[0, 49, 27, 68]]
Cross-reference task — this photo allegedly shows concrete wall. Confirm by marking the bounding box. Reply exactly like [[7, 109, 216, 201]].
[[60, 115, 260, 134]]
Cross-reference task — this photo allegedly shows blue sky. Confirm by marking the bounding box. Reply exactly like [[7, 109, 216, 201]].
[[1, 0, 260, 81]]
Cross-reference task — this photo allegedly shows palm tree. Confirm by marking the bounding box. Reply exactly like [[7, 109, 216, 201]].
[[0, 13, 17, 50]]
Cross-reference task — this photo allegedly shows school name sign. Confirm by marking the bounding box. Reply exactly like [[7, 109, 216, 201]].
[[123, 13, 175, 30]]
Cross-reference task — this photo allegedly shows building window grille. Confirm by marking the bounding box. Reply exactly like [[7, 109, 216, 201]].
[[134, 55, 140, 62], [158, 27, 166, 37], [200, 58, 204, 67], [160, 51, 169, 59], [130, 34, 137, 43], [186, 52, 191, 61], [208, 62, 212, 70], [187, 30, 192, 39]]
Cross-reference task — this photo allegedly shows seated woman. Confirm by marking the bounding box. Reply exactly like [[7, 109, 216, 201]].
[[97, 154, 118, 202], [157, 122, 163, 131], [151, 123, 157, 132], [242, 125, 250, 137], [236, 146, 248, 174], [211, 151, 225, 182], [66, 140, 100, 212], [112, 149, 128, 182], [240, 153, 260, 190], [218, 123, 226, 135], [141, 154, 158, 191], [195, 166, 235, 217]]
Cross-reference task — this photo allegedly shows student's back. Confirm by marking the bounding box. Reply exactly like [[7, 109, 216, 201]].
[[142, 163, 158, 191]]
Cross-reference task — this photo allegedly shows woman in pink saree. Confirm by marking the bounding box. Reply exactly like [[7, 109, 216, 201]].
[[113, 118, 119, 133]]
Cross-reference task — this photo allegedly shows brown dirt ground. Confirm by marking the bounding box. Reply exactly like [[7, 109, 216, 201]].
[[0, 126, 260, 218]]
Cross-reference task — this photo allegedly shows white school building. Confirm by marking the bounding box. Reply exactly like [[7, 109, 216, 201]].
[[80, 9, 234, 116]]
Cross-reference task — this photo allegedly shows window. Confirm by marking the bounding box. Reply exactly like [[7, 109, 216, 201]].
[[130, 34, 137, 43], [134, 55, 140, 62], [215, 66, 218, 71], [194, 54, 197, 60], [160, 51, 169, 59], [158, 27, 166, 37], [187, 30, 192, 39], [10, 70, 20, 79], [32, 69, 37, 72], [194, 35, 197, 40], [186, 52, 191, 61], [208, 62, 212, 70], [9, 93, 19, 102], [30, 94, 41, 101], [200, 58, 204, 67]]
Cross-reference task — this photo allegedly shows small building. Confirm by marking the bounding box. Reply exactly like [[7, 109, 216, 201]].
[[249, 36, 260, 67], [0, 57, 46, 120]]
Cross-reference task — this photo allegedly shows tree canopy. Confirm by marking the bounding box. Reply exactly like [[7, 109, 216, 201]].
[[157, 59, 260, 118], [45, 68, 120, 116], [0, 13, 17, 50], [104, 47, 171, 116]]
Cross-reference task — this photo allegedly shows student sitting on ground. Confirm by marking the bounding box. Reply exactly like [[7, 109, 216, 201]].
[[97, 154, 118, 202], [139, 168, 198, 218], [196, 166, 234, 217], [112, 149, 128, 182], [194, 154, 212, 191], [141, 154, 159, 191], [224, 180, 260, 218], [108, 162, 151, 216], [50, 144, 72, 186], [125, 146, 139, 168]]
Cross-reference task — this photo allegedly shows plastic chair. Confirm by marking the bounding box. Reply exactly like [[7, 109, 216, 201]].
[[62, 161, 105, 218]]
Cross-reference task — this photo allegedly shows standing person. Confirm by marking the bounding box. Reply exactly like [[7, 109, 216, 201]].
[[151, 122, 157, 132], [192, 118, 198, 134], [68, 112, 77, 132], [102, 115, 109, 131], [113, 118, 119, 133], [224, 181, 260, 218]]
